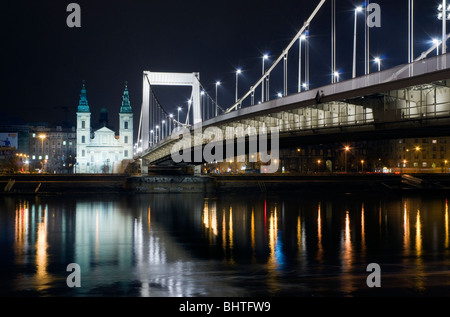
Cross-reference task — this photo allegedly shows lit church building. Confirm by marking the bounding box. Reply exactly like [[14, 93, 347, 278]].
[[76, 82, 133, 174]]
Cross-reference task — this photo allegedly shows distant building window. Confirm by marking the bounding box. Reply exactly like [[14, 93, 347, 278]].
[[82, 121, 86, 129], [82, 136, 85, 143], [124, 121, 128, 129], [32, 155, 35, 160], [422, 162, 427, 167], [32, 133, 36, 138], [82, 150, 85, 157], [432, 139, 437, 144], [124, 150, 128, 158], [124, 136, 128, 144], [63, 141, 66, 146]]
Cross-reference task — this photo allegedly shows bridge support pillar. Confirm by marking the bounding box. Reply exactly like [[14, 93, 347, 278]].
[[140, 158, 149, 176]]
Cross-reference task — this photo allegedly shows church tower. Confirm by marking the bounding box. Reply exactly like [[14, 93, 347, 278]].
[[76, 81, 91, 173], [119, 82, 133, 161]]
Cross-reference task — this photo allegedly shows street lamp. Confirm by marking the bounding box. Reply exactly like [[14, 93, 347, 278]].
[[432, 38, 441, 55], [155, 125, 159, 143], [215, 81, 220, 116], [277, 92, 283, 98], [361, 160, 364, 173], [262, 54, 269, 102], [162, 120, 166, 140], [317, 159, 321, 173], [235, 69, 241, 103], [169, 114, 173, 135], [39, 134, 46, 161], [177, 106, 182, 127], [374, 57, 381, 72], [344, 146, 350, 173], [150, 130, 154, 146], [353, 6, 363, 78], [334, 71, 340, 83]]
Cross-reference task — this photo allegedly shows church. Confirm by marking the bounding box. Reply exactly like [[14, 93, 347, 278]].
[[76, 81, 134, 174]]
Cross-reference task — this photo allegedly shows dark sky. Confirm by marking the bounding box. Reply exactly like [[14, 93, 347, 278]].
[[0, 0, 445, 132]]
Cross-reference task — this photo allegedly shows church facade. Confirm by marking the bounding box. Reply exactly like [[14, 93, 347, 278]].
[[76, 82, 133, 174]]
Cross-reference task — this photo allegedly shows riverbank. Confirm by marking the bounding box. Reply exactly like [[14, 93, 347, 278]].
[[2, 173, 450, 195]]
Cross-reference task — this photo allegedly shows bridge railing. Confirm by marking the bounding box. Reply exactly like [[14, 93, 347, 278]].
[[323, 53, 449, 97]]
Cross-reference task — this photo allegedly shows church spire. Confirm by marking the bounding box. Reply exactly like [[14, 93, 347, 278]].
[[77, 80, 90, 113], [120, 81, 132, 113]]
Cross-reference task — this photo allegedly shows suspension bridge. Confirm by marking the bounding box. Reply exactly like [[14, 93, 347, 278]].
[[134, 0, 450, 174]]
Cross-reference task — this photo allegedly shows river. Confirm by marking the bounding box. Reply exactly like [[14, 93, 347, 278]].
[[1, 191, 449, 297]]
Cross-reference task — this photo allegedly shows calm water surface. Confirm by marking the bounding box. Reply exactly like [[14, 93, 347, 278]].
[[1, 192, 449, 297]]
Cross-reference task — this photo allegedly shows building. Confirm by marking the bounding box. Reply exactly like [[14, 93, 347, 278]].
[[28, 123, 77, 173], [0, 110, 30, 154], [76, 81, 134, 174], [394, 137, 450, 173]]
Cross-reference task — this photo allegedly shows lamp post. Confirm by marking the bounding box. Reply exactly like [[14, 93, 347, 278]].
[[353, 6, 363, 78], [169, 114, 173, 135], [298, 35, 306, 92], [374, 57, 381, 72], [262, 54, 268, 102], [150, 130, 154, 147], [39, 134, 46, 154], [155, 125, 159, 143], [177, 107, 182, 127], [200, 90, 205, 120], [39, 134, 46, 172], [317, 159, 321, 173], [433, 38, 441, 55], [215, 81, 220, 116], [334, 71, 340, 83], [162, 120, 166, 140], [344, 146, 350, 173], [361, 160, 364, 173], [235, 69, 241, 103]]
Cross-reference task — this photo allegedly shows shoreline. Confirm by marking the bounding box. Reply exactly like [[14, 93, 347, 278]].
[[1, 173, 450, 195]]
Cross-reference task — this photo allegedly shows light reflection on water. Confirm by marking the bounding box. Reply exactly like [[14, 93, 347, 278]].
[[1, 193, 450, 297]]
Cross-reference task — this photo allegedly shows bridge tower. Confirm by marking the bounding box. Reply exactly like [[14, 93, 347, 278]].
[[140, 71, 201, 152]]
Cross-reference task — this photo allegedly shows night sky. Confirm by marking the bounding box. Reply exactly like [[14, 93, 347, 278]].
[[1, 0, 446, 133]]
